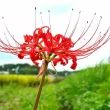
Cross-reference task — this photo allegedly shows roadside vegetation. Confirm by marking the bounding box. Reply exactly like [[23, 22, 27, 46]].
[[0, 63, 110, 110]]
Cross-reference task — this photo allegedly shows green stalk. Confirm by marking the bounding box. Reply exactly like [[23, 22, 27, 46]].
[[33, 60, 48, 110]]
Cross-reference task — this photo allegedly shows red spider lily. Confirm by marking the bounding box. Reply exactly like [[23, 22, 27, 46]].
[[0, 13, 110, 70]]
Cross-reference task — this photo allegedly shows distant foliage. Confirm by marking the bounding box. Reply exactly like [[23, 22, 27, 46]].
[[0, 63, 55, 75], [0, 74, 54, 86], [0, 63, 39, 74], [55, 63, 110, 110], [0, 63, 74, 76]]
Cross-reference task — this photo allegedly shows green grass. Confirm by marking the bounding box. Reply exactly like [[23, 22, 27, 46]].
[[0, 84, 59, 110], [0, 63, 110, 110]]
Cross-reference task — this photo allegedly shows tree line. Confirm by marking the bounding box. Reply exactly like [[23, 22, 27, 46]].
[[0, 63, 74, 76]]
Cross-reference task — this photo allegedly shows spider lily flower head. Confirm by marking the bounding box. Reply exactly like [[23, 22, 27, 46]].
[[0, 11, 110, 70]]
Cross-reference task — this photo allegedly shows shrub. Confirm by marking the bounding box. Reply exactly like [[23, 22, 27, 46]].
[[55, 63, 110, 110], [55, 85, 74, 110]]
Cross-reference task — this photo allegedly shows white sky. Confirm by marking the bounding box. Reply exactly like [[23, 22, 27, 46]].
[[0, 0, 110, 71]]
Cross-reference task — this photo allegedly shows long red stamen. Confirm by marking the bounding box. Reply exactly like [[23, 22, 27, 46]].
[[48, 10, 51, 31], [2, 17, 20, 46], [35, 7, 36, 29], [69, 11, 81, 38], [74, 13, 96, 44], [64, 8, 73, 36], [40, 12, 44, 27], [76, 15, 102, 50]]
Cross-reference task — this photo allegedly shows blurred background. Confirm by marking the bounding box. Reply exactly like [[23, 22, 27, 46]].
[[0, 0, 110, 110]]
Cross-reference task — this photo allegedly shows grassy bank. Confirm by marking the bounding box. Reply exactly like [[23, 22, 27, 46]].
[[0, 63, 110, 110]]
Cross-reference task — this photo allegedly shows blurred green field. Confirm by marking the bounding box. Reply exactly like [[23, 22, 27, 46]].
[[0, 74, 54, 86], [0, 63, 110, 110]]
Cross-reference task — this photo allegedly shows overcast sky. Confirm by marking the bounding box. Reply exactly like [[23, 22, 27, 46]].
[[0, 0, 110, 71]]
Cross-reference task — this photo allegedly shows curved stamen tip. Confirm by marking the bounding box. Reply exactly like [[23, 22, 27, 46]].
[[72, 8, 73, 11], [87, 21, 88, 23], [94, 13, 96, 15], [2, 17, 4, 19], [48, 10, 50, 12], [79, 11, 81, 14], [100, 16, 102, 18], [40, 12, 42, 14], [35, 7, 36, 10]]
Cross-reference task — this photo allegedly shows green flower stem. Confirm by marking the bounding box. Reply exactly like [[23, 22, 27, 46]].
[[49, 54, 56, 61], [33, 60, 48, 110]]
